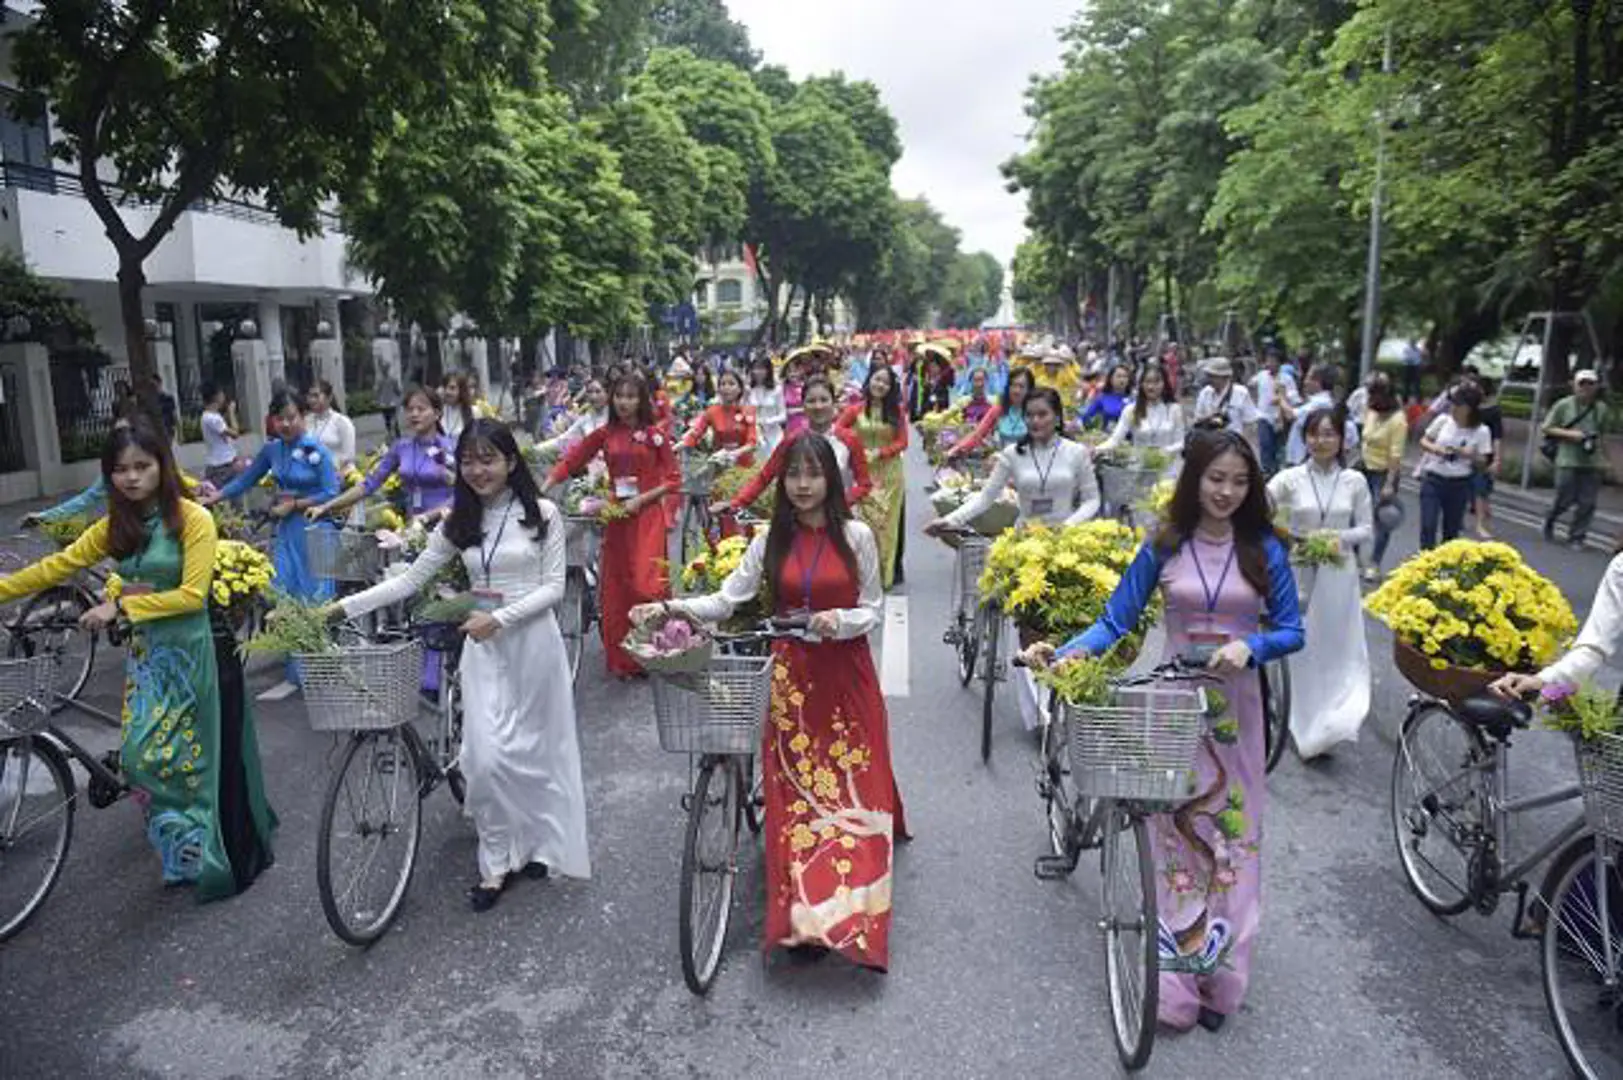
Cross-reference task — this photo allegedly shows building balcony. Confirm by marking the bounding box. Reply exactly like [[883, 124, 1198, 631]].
[[0, 162, 364, 294]]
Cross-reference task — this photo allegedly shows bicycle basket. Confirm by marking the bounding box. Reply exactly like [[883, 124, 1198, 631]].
[[1065, 682, 1208, 802], [651, 653, 774, 755], [1576, 733, 1623, 842], [307, 529, 383, 584], [1097, 464, 1160, 512], [296, 640, 423, 732], [680, 453, 716, 497], [0, 655, 57, 737], [564, 517, 597, 567], [955, 536, 990, 618]]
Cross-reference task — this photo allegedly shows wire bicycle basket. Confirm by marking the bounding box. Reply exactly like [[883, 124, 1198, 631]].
[[680, 451, 717, 498], [1097, 464, 1161, 514], [1576, 732, 1623, 843], [1066, 681, 1209, 802], [953, 536, 990, 623], [0, 655, 59, 737], [651, 653, 774, 756], [564, 515, 600, 568], [295, 640, 424, 733]]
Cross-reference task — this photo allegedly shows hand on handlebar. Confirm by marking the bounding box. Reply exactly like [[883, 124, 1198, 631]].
[[1019, 642, 1058, 669], [629, 602, 669, 626], [807, 611, 839, 638], [923, 518, 952, 538], [1490, 672, 1544, 700], [1206, 640, 1252, 676], [305, 503, 331, 523]]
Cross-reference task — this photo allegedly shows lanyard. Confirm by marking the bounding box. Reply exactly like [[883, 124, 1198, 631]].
[[1307, 467, 1341, 527], [479, 497, 515, 587], [1191, 541, 1237, 614], [1030, 440, 1061, 495], [798, 530, 829, 610]]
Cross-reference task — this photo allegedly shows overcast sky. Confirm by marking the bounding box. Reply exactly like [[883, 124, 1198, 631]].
[[728, 0, 1079, 269]]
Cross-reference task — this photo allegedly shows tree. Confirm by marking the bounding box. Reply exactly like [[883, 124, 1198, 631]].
[[649, 0, 760, 70], [850, 198, 964, 330], [12, 0, 559, 406], [939, 252, 1005, 328]]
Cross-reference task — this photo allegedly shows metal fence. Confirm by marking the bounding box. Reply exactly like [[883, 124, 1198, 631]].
[[49, 353, 122, 463], [0, 162, 344, 232]]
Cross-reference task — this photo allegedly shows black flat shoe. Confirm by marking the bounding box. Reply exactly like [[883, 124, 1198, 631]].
[[520, 862, 549, 881], [468, 880, 507, 913], [785, 944, 831, 963], [1197, 1007, 1227, 1032]]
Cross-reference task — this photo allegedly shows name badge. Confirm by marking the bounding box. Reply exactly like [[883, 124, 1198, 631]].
[[471, 589, 504, 612], [614, 476, 640, 500], [1030, 497, 1055, 517], [122, 583, 155, 597]]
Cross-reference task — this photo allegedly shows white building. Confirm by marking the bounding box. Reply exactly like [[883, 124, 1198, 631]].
[[0, 4, 382, 501], [694, 245, 855, 340]]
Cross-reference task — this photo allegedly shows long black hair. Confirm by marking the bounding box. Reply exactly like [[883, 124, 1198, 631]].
[[861, 365, 901, 430], [762, 434, 859, 608], [748, 356, 776, 391], [1300, 407, 1345, 465], [607, 372, 656, 429], [101, 420, 187, 560], [1002, 367, 1036, 412], [1133, 363, 1169, 425], [443, 419, 549, 550], [1016, 386, 1066, 456], [1156, 428, 1275, 598]]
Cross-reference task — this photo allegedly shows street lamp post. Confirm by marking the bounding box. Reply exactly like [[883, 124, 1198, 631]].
[[1359, 27, 1394, 383]]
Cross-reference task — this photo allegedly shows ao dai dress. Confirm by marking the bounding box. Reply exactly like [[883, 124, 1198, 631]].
[[836, 405, 909, 589], [674, 521, 907, 970], [747, 386, 788, 455], [217, 435, 340, 601], [1266, 462, 1374, 758], [339, 496, 590, 882], [548, 422, 677, 675], [1059, 535, 1303, 1028], [365, 434, 459, 518], [941, 437, 1101, 530], [1099, 401, 1189, 463]]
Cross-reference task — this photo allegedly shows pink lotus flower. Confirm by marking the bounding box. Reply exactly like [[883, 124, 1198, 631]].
[[1541, 682, 1577, 706], [579, 497, 606, 516]]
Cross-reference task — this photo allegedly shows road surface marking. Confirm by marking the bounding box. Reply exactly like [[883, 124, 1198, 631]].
[[881, 594, 909, 698]]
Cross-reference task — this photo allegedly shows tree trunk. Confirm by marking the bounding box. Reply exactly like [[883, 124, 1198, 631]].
[[117, 253, 162, 426], [425, 327, 445, 386], [796, 290, 814, 344]]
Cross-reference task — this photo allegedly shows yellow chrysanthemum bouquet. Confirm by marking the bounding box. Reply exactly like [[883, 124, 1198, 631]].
[[680, 534, 752, 593], [918, 400, 969, 464], [1365, 540, 1575, 681], [209, 540, 276, 623], [978, 520, 1157, 649]]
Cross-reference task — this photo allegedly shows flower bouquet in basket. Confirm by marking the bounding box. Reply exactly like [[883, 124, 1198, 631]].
[[624, 612, 714, 675], [978, 520, 1156, 652], [1541, 682, 1623, 837], [1285, 530, 1346, 612], [928, 467, 1018, 545], [918, 400, 968, 463], [712, 465, 776, 518], [1364, 540, 1576, 704], [678, 534, 767, 632], [206, 540, 275, 628]]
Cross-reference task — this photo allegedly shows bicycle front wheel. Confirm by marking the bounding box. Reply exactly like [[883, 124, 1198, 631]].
[[1542, 836, 1623, 1079], [980, 611, 1001, 763], [954, 605, 980, 688], [8, 587, 95, 712], [1100, 806, 1158, 1072], [679, 756, 742, 995], [1390, 702, 1485, 916], [1040, 700, 1075, 859], [1262, 659, 1290, 774], [0, 736, 75, 942], [317, 730, 423, 946]]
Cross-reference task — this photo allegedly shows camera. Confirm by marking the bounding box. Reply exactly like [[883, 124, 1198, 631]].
[[1582, 434, 1599, 455]]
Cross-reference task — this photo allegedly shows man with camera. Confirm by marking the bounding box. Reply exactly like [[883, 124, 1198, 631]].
[[1542, 369, 1610, 549]]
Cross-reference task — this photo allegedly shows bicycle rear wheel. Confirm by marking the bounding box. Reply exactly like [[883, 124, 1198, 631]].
[[1390, 702, 1485, 916], [1101, 805, 1158, 1072], [954, 605, 980, 688], [979, 611, 1001, 763], [316, 730, 423, 946], [679, 755, 742, 995], [1542, 836, 1623, 1080], [1262, 659, 1290, 774], [560, 568, 587, 686], [435, 656, 466, 806], [7, 587, 95, 712], [0, 736, 75, 943]]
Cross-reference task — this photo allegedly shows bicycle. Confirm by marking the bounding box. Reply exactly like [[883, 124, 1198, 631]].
[[0, 653, 129, 942], [1260, 655, 1291, 775], [1024, 653, 1216, 1071], [560, 515, 601, 685], [677, 448, 723, 565], [936, 524, 1005, 762], [0, 536, 128, 725], [649, 618, 806, 995], [1097, 462, 1161, 528], [303, 621, 465, 946]]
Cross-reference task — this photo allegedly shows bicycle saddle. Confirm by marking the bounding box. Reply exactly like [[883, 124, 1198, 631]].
[[1456, 695, 1533, 741]]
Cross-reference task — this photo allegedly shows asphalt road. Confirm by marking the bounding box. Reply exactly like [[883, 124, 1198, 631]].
[[0, 453, 1612, 1079]]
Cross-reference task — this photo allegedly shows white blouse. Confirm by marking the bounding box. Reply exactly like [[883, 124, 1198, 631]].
[[1100, 400, 1187, 455], [1267, 461, 1373, 548], [1194, 383, 1258, 431], [673, 521, 883, 641], [341, 495, 567, 630], [307, 409, 357, 470], [746, 387, 787, 435], [1420, 415, 1492, 479], [1541, 553, 1623, 686], [943, 437, 1101, 528], [539, 409, 607, 455]]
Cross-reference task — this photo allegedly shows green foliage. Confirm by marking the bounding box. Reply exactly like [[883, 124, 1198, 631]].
[[1035, 653, 1121, 707], [649, 0, 760, 70], [1542, 682, 1622, 743], [242, 594, 335, 659], [938, 252, 1005, 328], [0, 250, 97, 347]]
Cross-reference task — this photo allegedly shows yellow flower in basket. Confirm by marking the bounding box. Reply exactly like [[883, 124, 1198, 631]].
[[1365, 540, 1575, 673]]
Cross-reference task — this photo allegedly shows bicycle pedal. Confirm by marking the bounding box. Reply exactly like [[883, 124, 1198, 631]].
[[1034, 854, 1078, 881]]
